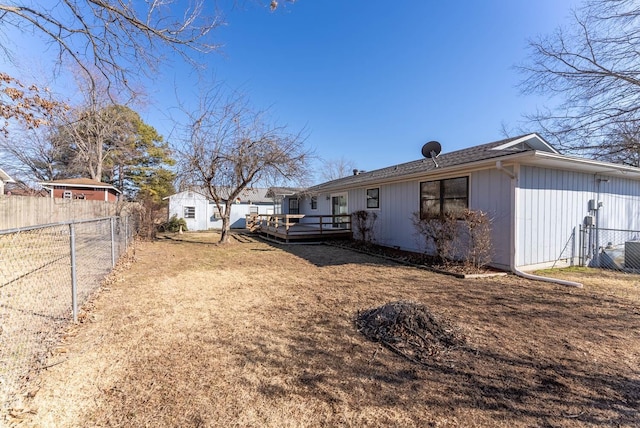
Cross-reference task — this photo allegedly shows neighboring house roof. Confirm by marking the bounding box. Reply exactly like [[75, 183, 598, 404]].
[[235, 187, 274, 204], [39, 178, 122, 193], [266, 187, 306, 198], [306, 133, 640, 193], [167, 187, 274, 204], [0, 168, 15, 183]]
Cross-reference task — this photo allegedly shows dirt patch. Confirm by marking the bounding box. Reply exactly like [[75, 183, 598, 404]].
[[8, 231, 640, 427]]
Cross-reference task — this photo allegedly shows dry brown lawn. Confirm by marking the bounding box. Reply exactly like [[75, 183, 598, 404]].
[[11, 231, 640, 427]]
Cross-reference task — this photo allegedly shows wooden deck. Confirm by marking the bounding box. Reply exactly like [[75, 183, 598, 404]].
[[246, 214, 352, 242]]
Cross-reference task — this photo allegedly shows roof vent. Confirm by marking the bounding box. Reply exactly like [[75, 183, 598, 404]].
[[353, 169, 359, 175]]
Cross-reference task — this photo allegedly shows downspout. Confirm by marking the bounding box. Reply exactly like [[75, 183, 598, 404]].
[[496, 161, 583, 288]]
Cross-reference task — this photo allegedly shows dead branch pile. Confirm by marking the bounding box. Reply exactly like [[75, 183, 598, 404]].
[[356, 301, 466, 365]]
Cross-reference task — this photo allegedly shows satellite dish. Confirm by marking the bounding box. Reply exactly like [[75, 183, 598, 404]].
[[421, 140, 442, 158], [421, 140, 442, 167]]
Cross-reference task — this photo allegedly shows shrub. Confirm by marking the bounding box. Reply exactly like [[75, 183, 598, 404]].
[[352, 210, 378, 244], [457, 209, 492, 269], [161, 215, 188, 233], [412, 209, 492, 269], [411, 212, 457, 265]]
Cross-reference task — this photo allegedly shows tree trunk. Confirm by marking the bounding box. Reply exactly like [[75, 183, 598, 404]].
[[219, 205, 232, 244]]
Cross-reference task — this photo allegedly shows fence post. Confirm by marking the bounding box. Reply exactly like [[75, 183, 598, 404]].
[[69, 222, 78, 323], [578, 224, 583, 266], [110, 217, 116, 268]]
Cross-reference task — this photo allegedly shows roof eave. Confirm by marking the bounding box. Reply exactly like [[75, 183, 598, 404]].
[[307, 152, 530, 193], [518, 151, 640, 178], [0, 168, 15, 182], [39, 181, 122, 193]]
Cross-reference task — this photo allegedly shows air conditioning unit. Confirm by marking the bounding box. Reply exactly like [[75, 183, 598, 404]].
[[625, 241, 640, 270]]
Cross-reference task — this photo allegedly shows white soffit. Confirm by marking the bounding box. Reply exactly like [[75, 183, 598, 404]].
[[491, 133, 559, 154]]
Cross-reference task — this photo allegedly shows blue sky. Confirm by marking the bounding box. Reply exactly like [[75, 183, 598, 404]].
[[150, 0, 578, 179], [3, 0, 579, 183]]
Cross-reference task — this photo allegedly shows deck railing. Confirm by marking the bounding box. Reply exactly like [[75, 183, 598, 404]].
[[246, 214, 352, 241]]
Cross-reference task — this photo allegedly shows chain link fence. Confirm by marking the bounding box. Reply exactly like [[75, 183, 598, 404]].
[[580, 225, 640, 272], [0, 216, 134, 411]]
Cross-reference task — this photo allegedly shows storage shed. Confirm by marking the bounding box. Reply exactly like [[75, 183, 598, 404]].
[[165, 188, 276, 231]]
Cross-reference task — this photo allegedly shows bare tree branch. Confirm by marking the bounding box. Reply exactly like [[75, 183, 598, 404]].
[[177, 86, 311, 243], [319, 156, 357, 182], [0, 0, 224, 97], [518, 0, 640, 163]]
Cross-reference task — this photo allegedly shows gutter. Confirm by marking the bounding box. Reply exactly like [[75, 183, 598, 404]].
[[498, 161, 583, 288]]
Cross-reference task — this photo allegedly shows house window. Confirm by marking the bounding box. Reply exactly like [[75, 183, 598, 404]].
[[184, 206, 196, 219], [420, 176, 468, 219], [288, 198, 299, 214], [310, 196, 317, 210], [209, 202, 221, 220], [366, 188, 379, 209], [250, 206, 259, 214], [63, 190, 72, 199]]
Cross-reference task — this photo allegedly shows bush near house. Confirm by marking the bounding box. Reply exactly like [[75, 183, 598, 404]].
[[412, 209, 492, 270], [160, 215, 188, 233], [351, 210, 378, 245]]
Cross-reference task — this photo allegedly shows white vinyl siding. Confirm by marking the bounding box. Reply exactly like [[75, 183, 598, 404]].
[[168, 190, 276, 231], [517, 166, 595, 269], [297, 163, 640, 271], [597, 177, 640, 230], [470, 169, 513, 270]]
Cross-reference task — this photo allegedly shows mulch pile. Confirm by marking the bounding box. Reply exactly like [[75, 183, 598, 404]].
[[356, 301, 466, 365]]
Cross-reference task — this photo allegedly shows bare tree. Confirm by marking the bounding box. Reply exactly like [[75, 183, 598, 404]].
[[519, 0, 640, 164], [178, 88, 311, 244], [320, 156, 357, 181], [0, 1, 224, 97], [0, 127, 70, 181]]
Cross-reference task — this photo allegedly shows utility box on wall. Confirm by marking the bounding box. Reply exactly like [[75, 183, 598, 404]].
[[584, 215, 595, 226], [625, 241, 640, 270]]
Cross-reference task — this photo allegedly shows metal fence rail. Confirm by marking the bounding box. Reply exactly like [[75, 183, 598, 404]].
[[580, 225, 640, 271], [0, 216, 134, 411]]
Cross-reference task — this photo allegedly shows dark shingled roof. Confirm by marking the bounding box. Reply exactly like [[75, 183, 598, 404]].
[[308, 134, 552, 192]]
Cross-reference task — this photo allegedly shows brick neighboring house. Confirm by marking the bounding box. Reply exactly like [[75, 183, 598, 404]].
[[39, 178, 121, 202]]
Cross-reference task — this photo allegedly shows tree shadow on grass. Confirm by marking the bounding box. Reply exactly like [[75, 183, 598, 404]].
[[258, 240, 405, 268]]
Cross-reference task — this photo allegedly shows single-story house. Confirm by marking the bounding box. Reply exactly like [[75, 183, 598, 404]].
[[265, 187, 306, 214], [0, 168, 15, 195], [165, 187, 277, 231], [286, 134, 640, 272], [39, 178, 121, 202]]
